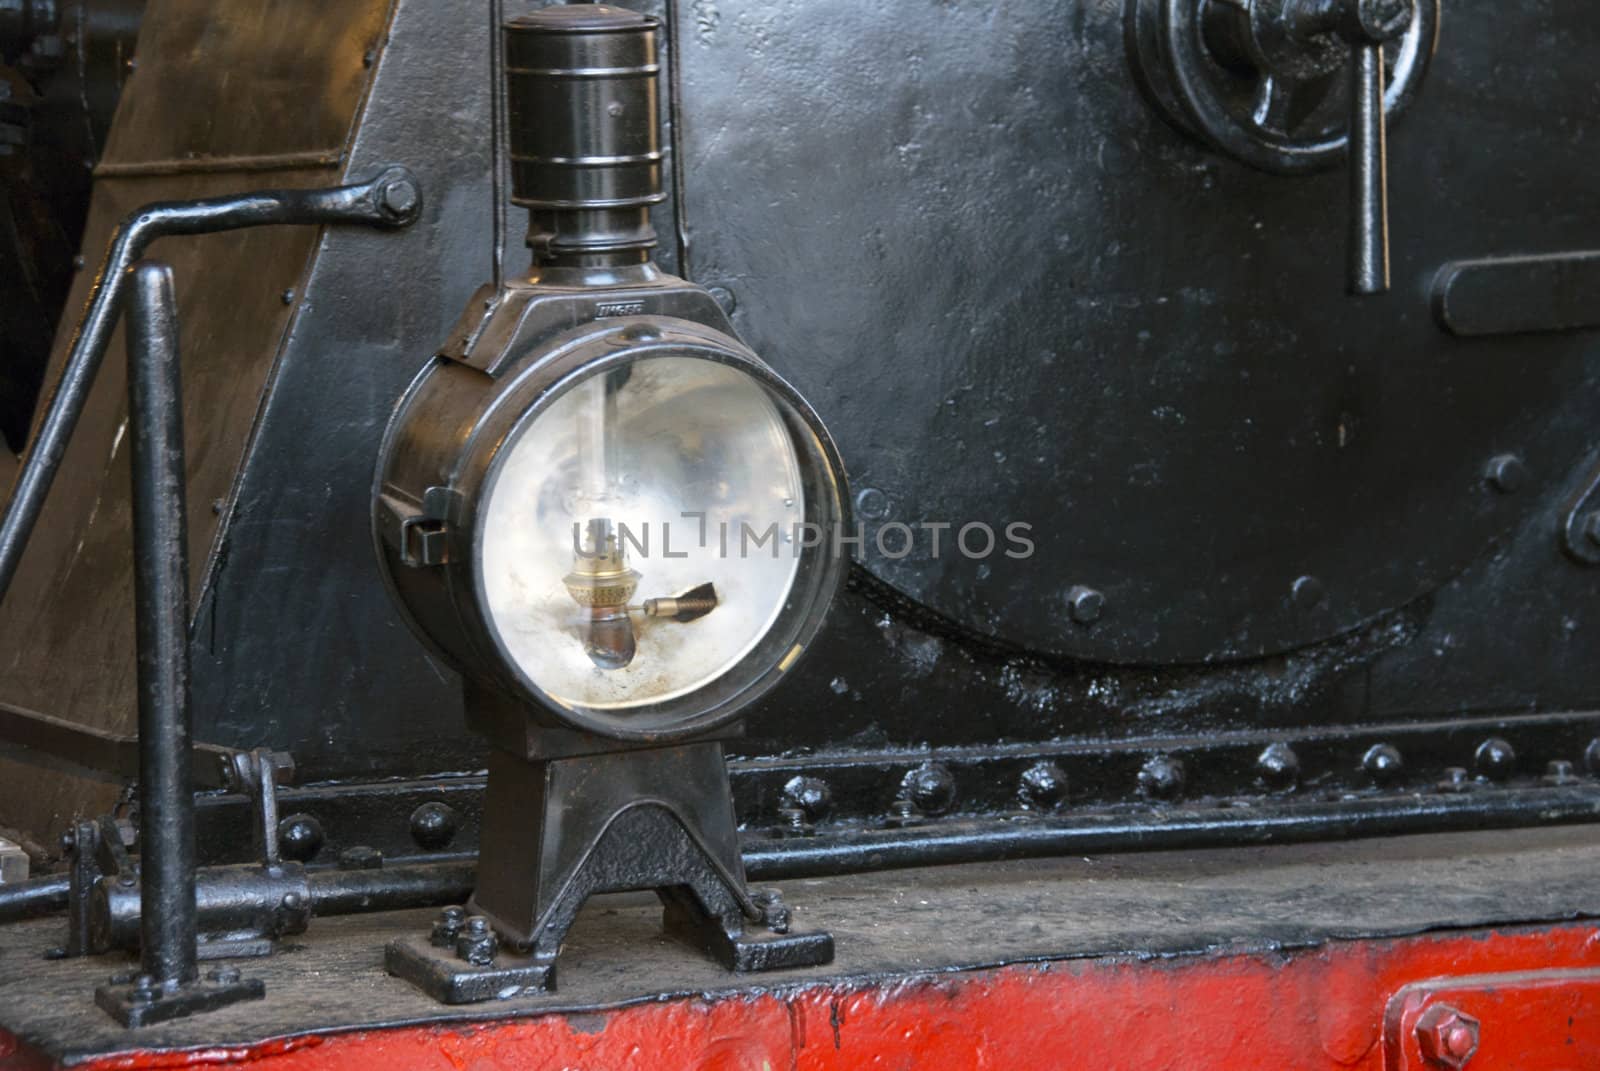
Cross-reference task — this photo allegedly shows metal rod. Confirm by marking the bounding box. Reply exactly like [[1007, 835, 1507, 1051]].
[[1347, 43, 1389, 295], [8, 787, 1599, 929], [0, 874, 69, 921], [0, 166, 421, 605], [126, 261, 198, 987]]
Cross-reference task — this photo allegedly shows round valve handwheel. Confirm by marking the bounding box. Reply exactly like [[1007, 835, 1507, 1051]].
[[1126, 0, 1440, 174]]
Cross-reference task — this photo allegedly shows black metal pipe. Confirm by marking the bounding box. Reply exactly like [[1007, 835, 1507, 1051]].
[[0, 166, 421, 605], [0, 874, 69, 921], [126, 261, 197, 987], [8, 787, 1598, 930], [1347, 43, 1389, 295]]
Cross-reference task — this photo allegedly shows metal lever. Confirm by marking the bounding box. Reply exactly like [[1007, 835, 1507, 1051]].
[[1335, 0, 1412, 295], [1347, 41, 1387, 294]]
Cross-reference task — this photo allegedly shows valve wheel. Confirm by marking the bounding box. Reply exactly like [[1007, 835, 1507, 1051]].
[[1126, 0, 1440, 175]]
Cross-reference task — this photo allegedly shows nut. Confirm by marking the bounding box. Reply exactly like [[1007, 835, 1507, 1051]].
[[1415, 1004, 1479, 1069]]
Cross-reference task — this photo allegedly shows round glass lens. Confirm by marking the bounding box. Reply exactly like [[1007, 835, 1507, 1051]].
[[479, 355, 805, 711]]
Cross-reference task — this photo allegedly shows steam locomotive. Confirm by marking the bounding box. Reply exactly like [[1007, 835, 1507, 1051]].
[[0, 0, 1595, 1066]]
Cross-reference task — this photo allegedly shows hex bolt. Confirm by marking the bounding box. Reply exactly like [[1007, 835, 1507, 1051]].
[[377, 175, 420, 219], [430, 905, 467, 948], [751, 889, 792, 934], [1543, 759, 1577, 786], [409, 801, 460, 851], [708, 285, 737, 315], [1438, 767, 1471, 793], [207, 966, 242, 985], [1066, 585, 1104, 625], [1415, 1004, 1480, 1069], [1256, 743, 1300, 791], [902, 763, 957, 816], [1473, 738, 1515, 782], [1362, 743, 1404, 786], [277, 813, 324, 862], [781, 776, 833, 824], [1017, 761, 1069, 809], [1291, 574, 1324, 609], [1138, 755, 1185, 800], [1483, 453, 1525, 494], [456, 915, 499, 966]]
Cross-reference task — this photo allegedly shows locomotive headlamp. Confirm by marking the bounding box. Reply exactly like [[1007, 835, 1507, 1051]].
[[378, 321, 845, 739], [376, 3, 846, 1001]]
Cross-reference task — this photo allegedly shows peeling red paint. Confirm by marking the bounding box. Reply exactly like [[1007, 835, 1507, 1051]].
[[14, 923, 1597, 1071]]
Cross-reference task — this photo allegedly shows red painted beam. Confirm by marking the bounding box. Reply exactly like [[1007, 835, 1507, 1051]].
[[10, 922, 1599, 1071]]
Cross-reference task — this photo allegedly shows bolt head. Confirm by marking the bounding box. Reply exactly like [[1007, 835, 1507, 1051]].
[[1256, 743, 1300, 791], [1363, 743, 1404, 785], [902, 763, 957, 815], [1290, 574, 1324, 609], [378, 176, 420, 217], [1018, 761, 1069, 809], [1138, 755, 1185, 800], [1473, 738, 1515, 782], [1484, 453, 1526, 494], [1415, 1004, 1479, 1069], [1586, 737, 1600, 775], [781, 776, 833, 822], [1067, 585, 1104, 625]]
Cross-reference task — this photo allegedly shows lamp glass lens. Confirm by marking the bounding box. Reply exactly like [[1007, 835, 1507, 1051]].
[[480, 355, 804, 711]]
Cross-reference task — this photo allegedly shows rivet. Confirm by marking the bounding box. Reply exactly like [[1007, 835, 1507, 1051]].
[[1362, 743, 1404, 785], [1585, 737, 1600, 775], [1017, 761, 1069, 809], [1291, 575, 1324, 609], [901, 763, 956, 816], [855, 487, 890, 521], [1256, 742, 1299, 791], [280, 288, 295, 306], [1066, 585, 1104, 625], [707, 285, 736, 314], [1473, 738, 1515, 782], [1484, 453, 1526, 494], [409, 801, 460, 851], [277, 813, 324, 862], [1138, 755, 1185, 800]]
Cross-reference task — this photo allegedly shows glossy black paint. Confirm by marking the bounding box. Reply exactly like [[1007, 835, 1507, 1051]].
[[0, 0, 1599, 886]]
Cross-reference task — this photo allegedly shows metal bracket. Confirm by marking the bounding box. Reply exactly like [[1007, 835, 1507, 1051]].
[[386, 742, 831, 1003]]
